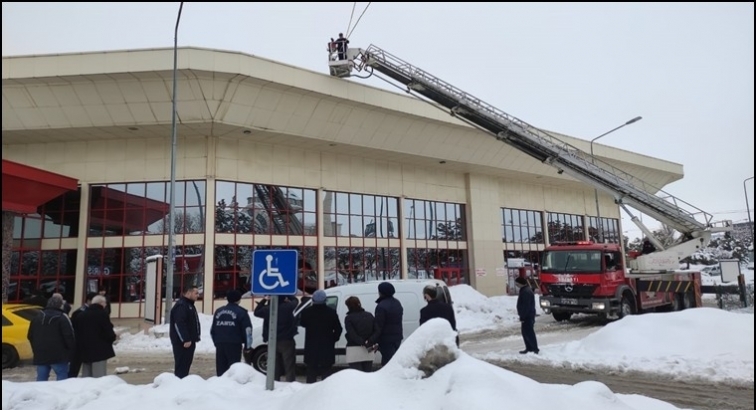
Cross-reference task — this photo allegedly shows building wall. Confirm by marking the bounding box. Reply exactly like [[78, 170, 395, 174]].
[[3, 135, 622, 316]]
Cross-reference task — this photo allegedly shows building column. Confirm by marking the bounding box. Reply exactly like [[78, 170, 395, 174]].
[[399, 195, 408, 279], [202, 177, 216, 315], [317, 188, 325, 290], [583, 215, 590, 241], [73, 182, 90, 310], [464, 173, 506, 297], [202, 135, 217, 315], [2, 211, 13, 304]]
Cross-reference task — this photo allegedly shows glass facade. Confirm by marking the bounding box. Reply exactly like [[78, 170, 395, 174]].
[[502, 208, 543, 244], [546, 212, 585, 243], [405, 199, 465, 241], [322, 191, 398, 238], [405, 199, 469, 285], [216, 181, 316, 236], [6, 174, 617, 316], [587, 216, 621, 244]]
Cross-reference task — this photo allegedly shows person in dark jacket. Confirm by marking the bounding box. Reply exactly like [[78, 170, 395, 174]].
[[210, 290, 253, 377], [334, 32, 349, 60], [254, 295, 298, 382], [343, 296, 377, 372], [73, 295, 117, 377], [27, 294, 76, 381], [68, 292, 97, 378], [641, 238, 656, 255], [515, 277, 539, 354], [419, 285, 459, 346], [368, 282, 404, 366], [169, 285, 201, 378], [98, 288, 112, 317], [300, 290, 343, 383]]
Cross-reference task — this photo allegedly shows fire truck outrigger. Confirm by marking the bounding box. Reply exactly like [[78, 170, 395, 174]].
[[328, 45, 732, 319]]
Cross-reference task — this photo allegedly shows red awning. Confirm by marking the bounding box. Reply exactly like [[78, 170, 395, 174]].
[[89, 186, 170, 233], [2, 160, 78, 213]]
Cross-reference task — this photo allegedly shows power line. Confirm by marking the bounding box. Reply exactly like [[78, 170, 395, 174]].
[[346, 2, 357, 37], [347, 2, 372, 38]]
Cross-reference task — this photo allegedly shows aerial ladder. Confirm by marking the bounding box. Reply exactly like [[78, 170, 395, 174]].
[[328, 45, 732, 274], [253, 185, 304, 235]]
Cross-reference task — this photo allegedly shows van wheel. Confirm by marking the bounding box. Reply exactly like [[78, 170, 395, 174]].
[[2, 344, 19, 369], [252, 347, 268, 374]]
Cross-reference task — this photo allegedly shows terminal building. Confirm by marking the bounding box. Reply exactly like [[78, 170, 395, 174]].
[[1, 47, 683, 318]]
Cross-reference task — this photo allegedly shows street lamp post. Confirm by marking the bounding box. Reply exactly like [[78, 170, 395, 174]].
[[590, 116, 642, 243], [745, 176, 754, 244], [165, 2, 184, 325]]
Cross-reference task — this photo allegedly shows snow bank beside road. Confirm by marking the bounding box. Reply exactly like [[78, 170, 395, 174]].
[[4, 320, 686, 410], [116, 313, 263, 354], [480, 308, 754, 384]]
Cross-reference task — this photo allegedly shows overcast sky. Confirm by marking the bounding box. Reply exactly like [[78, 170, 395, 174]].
[[3, 2, 754, 240]]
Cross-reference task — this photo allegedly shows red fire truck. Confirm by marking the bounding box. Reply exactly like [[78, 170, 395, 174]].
[[327, 44, 733, 322], [537, 241, 704, 321]]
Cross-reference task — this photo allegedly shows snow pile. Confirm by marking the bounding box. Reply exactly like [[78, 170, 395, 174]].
[[2, 320, 686, 410], [481, 308, 754, 384], [450, 285, 537, 334], [116, 313, 262, 354]]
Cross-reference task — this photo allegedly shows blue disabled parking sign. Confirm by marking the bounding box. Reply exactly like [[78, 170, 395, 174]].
[[251, 249, 298, 296]]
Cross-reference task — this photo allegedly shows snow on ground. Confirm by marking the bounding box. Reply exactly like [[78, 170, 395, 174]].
[[2, 320, 686, 410], [116, 285, 524, 353], [450, 284, 537, 334], [478, 308, 754, 384], [115, 312, 262, 354]]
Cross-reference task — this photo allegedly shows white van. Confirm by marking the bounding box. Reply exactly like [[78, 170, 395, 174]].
[[248, 279, 452, 374]]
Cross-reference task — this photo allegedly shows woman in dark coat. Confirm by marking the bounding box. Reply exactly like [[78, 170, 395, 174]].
[[299, 290, 343, 383], [344, 296, 377, 372]]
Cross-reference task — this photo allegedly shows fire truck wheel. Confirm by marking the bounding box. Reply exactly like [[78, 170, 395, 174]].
[[618, 293, 636, 318], [681, 292, 694, 310], [552, 311, 572, 322]]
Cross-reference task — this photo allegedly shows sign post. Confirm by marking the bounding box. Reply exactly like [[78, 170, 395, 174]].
[[251, 249, 298, 391]]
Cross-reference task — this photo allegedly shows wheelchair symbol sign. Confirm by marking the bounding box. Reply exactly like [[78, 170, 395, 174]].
[[251, 250, 298, 296]]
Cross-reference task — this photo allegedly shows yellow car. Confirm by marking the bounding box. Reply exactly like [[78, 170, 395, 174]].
[[2, 304, 43, 369]]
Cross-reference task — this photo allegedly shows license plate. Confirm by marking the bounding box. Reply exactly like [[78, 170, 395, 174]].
[[560, 298, 578, 305]]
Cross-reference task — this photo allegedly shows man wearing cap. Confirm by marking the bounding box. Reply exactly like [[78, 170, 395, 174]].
[[300, 289, 343, 383], [515, 277, 539, 354], [210, 290, 253, 376]]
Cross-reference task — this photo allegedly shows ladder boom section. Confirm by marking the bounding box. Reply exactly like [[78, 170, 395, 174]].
[[355, 45, 719, 236]]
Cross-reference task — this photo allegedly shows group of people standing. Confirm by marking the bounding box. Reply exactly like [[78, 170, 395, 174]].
[[26, 290, 117, 381], [25, 277, 539, 383]]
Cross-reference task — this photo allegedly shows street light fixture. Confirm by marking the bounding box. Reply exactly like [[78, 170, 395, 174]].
[[590, 116, 642, 243], [745, 176, 754, 245], [165, 2, 184, 325]]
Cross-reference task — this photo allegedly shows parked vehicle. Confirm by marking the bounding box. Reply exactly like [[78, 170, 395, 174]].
[[2, 304, 43, 368], [538, 241, 703, 321], [700, 265, 722, 276], [248, 279, 452, 374]]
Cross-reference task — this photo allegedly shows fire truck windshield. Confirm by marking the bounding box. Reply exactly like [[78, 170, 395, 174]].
[[541, 250, 602, 273]]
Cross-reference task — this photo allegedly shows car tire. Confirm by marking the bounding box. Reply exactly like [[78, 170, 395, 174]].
[[2, 343, 19, 369], [251, 346, 268, 374]]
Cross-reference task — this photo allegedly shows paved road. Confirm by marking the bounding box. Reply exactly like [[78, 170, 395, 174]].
[[459, 317, 753, 410], [493, 361, 753, 410]]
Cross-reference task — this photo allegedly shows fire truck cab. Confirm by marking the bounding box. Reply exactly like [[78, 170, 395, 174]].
[[538, 241, 702, 322]]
